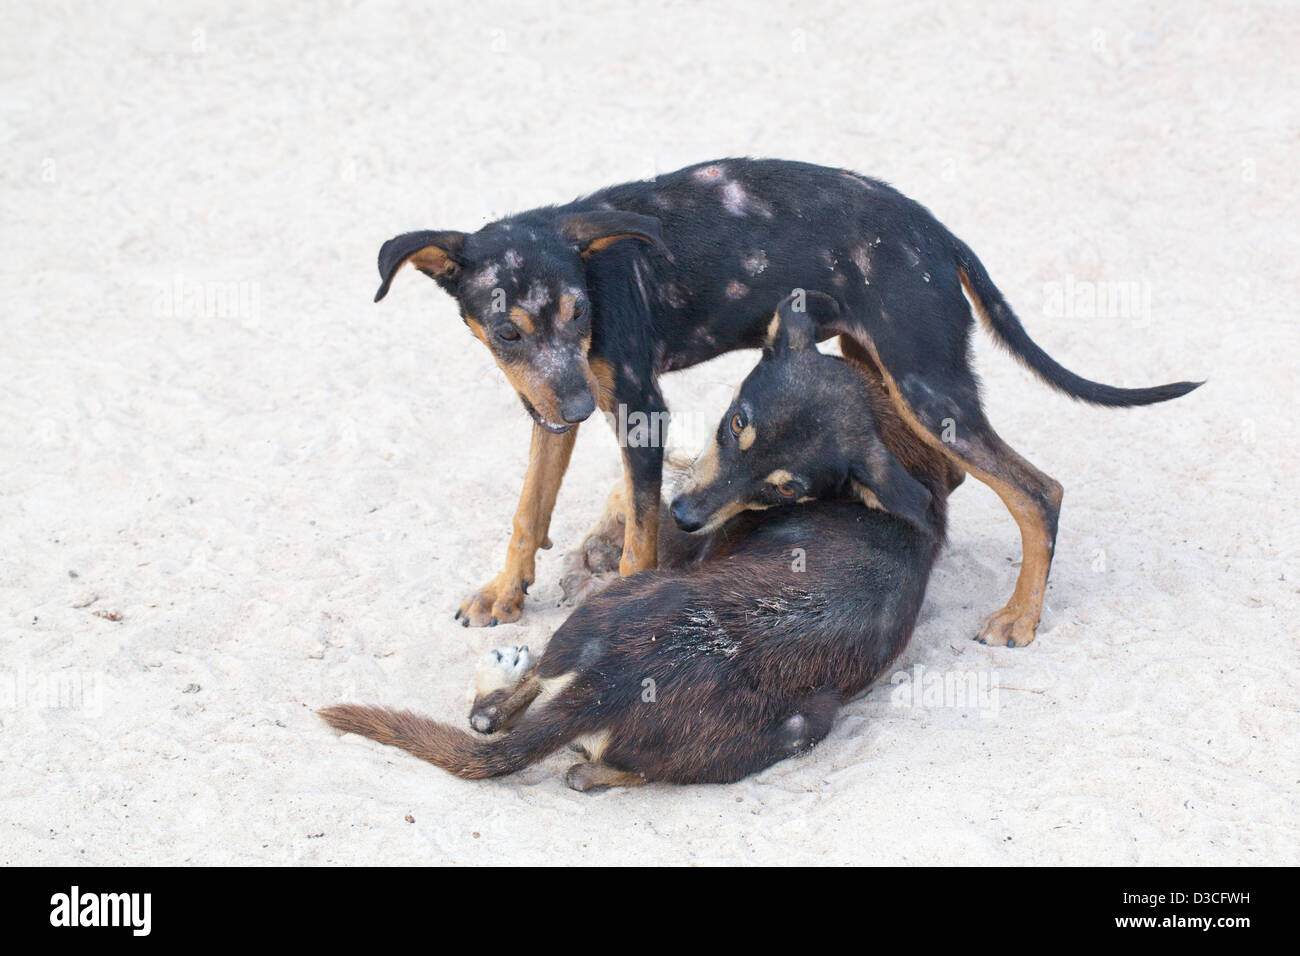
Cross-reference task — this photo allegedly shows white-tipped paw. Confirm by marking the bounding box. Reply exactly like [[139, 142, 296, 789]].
[[475, 645, 532, 695]]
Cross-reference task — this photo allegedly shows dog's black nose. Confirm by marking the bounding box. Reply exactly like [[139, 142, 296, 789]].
[[559, 391, 596, 424], [670, 497, 703, 533]]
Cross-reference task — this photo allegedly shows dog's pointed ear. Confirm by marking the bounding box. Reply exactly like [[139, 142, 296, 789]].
[[850, 450, 933, 537], [764, 289, 840, 356], [559, 211, 672, 261], [375, 230, 467, 302]]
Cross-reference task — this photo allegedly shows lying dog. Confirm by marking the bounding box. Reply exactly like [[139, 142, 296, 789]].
[[375, 158, 1200, 646], [321, 298, 957, 789]]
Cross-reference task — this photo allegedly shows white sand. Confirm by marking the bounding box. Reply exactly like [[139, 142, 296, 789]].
[[2, 1, 1297, 865]]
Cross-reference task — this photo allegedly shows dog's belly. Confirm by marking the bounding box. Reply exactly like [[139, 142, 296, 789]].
[[654, 274, 851, 374]]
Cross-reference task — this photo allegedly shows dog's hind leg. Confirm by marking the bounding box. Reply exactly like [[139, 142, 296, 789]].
[[469, 646, 541, 733], [776, 689, 840, 755], [564, 762, 647, 793], [703, 691, 842, 782], [938, 419, 1063, 647], [843, 328, 1063, 647], [559, 481, 628, 605], [915, 413, 1061, 647]]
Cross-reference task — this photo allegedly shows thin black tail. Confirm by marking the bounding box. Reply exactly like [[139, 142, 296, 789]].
[[319, 701, 584, 779], [951, 235, 1204, 407]]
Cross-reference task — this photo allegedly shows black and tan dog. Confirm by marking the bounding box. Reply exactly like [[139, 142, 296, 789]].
[[320, 299, 957, 789], [376, 158, 1200, 646]]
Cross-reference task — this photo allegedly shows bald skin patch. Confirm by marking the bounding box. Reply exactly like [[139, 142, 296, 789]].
[[518, 280, 551, 314], [468, 263, 500, 292]]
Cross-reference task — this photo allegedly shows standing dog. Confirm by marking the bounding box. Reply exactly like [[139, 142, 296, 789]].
[[376, 158, 1199, 645], [321, 299, 956, 789]]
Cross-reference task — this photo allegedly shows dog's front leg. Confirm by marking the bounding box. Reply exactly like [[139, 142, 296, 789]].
[[614, 394, 666, 577], [619, 443, 663, 575], [456, 423, 578, 627]]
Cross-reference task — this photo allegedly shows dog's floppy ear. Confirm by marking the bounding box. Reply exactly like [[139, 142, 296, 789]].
[[764, 289, 840, 356], [375, 230, 467, 302], [559, 211, 672, 261], [850, 450, 933, 537]]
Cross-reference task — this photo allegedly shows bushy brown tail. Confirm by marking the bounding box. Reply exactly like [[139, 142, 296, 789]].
[[319, 703, 580, 779]]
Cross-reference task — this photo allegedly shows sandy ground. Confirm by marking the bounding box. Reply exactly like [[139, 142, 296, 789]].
[[2, 0, 1297, 866]]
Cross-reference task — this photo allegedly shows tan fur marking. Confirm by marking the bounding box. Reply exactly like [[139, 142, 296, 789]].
[[556, 292, 576, 323], [854, 485, 883, 510], [508, 305, 535, 334], [765, 311, 781, 346], [959, 268, 993, 333], [572, 730, 611, 762], [566, 762, 646, 791], [619, 455, 660, 576], [682, 438, 721, 492], [738, 423, 756, 451], [588, 356, 618, 413], [407, 245, 458, 278], [837, 334, 963, 492], [581, 234, 639, 258], [465, 316, 489, 346], [697, 498, 771, 533], [534, 671, 577, 707]]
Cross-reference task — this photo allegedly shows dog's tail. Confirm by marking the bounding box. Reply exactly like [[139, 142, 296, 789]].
[[319, 700, 587, 779], [950, 234, 1204, 407]]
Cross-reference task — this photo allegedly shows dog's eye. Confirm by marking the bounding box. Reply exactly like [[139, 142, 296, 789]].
[[572, 301, 587, 321], [729, 413, 745, 437], [776, 481, 797, 498], [498, 325, 521, 342]]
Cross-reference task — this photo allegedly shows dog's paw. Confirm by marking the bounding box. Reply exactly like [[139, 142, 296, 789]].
[[469, 646, 532, 733], [558, 533, 622, 606], [976, 606, 1039, 648], [559, 566, 619, 606], [455, 573, 527, 627], [475, 645, 532, 695], [564, 762, 644, 793]]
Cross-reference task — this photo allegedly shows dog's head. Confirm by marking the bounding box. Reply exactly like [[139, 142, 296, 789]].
[[671, 291, 934, 536], [374, 211, 668, 433]]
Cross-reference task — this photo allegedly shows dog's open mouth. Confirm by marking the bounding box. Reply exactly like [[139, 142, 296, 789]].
[[521, 398, 576, 435]]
